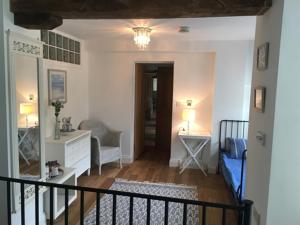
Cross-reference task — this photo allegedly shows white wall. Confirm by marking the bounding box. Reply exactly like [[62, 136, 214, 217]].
[[43, 31, 89, 137], [266, 0, 300, 224], [87, 38, 254, 169], [88, 48, 216, 163], [246, 1, 284, 225], [209, 41, 254, 172], [245, 0, 300, 225]]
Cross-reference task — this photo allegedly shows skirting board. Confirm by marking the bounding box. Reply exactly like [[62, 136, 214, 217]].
[[207, 166, 217, 174], [169, 158, 182, 167], [122, 155, 133, 164]]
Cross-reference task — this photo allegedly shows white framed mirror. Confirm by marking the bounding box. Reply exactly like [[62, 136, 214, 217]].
[[7, 30, 46, 211]]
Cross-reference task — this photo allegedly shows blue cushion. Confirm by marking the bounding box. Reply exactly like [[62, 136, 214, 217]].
[[226, 138, 247, 159]]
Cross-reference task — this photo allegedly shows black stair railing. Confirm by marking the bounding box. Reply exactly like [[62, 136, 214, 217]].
[[0, 176, 253, 225]]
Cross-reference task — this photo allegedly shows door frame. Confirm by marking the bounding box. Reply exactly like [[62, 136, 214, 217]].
[[133, 61, 175, 162]]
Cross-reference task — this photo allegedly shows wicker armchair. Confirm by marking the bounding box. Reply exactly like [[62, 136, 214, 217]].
[[78, 120, 123, 175]]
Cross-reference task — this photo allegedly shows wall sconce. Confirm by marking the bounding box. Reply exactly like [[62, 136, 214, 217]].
[[176, 99, 194, 107], [29, 94, 34, 101], [186, 100, 192, 107]]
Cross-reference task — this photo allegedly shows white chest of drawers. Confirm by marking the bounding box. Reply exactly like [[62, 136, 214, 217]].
[[45, 130, 91, 177]]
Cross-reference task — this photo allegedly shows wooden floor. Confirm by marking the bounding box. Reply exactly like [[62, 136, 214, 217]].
[[54, 150, 237, 225], [19, 158, 40, 176]]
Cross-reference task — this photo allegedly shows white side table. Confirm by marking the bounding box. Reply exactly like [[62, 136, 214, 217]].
[[178, 131, 211, 176], [44, 167, 77, 220]]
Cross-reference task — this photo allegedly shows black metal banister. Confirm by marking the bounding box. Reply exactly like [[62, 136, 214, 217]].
[[222, 208, 226, 225], [80, 190, 85, 225], [164, 201, 169, 225], [6, 181, 11, 225], [21, 183, 25, 225], [182, 203, 187, 225], [112, 194, 116, 225], [96, 192, 100, 225], [129, 196, 133, 225], [0, 176, 244, 210], [49, 186, 54, 225], [1, 175, 253, 225], [243, 200, 253, 225], [146, 197, 151, 225], [202, 206, 206, 225], [64, 188, 69, 225], [35, 184, 39, 225]]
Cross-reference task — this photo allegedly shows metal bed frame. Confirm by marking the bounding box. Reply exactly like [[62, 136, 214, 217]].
[[218, 120, 249, 204]]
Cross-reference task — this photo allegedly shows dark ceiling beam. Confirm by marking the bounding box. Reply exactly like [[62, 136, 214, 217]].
[[14, 13, 63, 30], [10, 0, 272, 29]]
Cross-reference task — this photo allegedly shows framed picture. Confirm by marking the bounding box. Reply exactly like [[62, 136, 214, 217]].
[[48, 69, 67, 104], [257, 42, 269, 70], [254, 86, 266, 113]]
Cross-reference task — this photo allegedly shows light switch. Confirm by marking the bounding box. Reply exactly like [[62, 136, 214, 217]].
[[256, 131, 266, 146]]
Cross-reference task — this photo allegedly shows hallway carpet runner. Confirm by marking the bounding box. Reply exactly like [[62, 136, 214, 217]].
[[84, 179, 199, 225]]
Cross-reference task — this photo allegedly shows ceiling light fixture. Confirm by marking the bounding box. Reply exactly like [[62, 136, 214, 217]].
[[132, 27, 152, 50]]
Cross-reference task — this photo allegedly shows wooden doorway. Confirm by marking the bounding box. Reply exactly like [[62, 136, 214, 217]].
[[134, 63, 174, 163]]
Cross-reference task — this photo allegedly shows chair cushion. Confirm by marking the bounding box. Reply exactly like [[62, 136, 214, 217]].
[[100, 146, 121, 163]]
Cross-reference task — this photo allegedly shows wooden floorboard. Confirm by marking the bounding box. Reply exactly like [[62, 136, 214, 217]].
[[53, 150, 237, 225]]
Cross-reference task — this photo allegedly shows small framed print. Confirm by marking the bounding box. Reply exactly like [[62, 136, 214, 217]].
[[254, 86, 266, 113], [48, 69, 67, 104], [257, 42, 269, 70]]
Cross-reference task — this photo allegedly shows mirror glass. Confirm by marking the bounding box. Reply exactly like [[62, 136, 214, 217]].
[[15, 54, 41, 181]]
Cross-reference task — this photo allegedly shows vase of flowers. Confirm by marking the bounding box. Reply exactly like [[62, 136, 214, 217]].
[[51, 100, 64, 140]]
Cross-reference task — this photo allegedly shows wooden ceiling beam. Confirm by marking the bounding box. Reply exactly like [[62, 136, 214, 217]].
[[10, 0, 272, 29], [14, 13, 63, 30]]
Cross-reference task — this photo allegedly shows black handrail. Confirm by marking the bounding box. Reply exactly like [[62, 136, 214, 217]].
[[1, 175, 253, 225]]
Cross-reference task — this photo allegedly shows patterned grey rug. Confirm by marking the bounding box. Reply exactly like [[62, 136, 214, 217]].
[[84, 179, 199, 225]]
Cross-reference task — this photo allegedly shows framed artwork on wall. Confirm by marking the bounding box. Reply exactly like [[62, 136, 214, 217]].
[[257, 42, 269, 70], [48, 69, 67, 105], [254, 86, 266, 113]]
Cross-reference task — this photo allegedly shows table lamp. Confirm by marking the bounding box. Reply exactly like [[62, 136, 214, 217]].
[[182, 108, 196, 134], [20, 103, 33, 128]]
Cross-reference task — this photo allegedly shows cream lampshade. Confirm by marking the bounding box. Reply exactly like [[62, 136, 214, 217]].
[[20, 103, 33, 128], [182, 108, 196, 121], [182, 108, 196, 134]]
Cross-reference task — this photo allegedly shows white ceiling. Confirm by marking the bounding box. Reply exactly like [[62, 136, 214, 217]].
[[57, 16, 256, 41]]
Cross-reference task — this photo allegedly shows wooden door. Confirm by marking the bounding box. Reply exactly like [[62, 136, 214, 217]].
[[156, 66, 174, 159], [134, 64, 145, 160]]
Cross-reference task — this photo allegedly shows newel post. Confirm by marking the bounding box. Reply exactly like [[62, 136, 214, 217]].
[[243, 200, 254, 225]]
